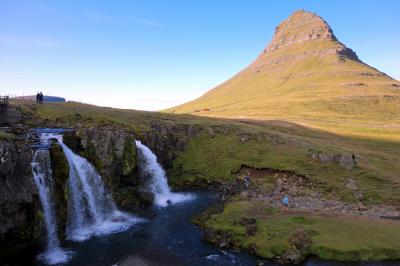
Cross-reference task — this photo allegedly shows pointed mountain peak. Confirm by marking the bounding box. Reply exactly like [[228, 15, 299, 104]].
[[167, 10, 399, 119], [261, 10, 358, 61]]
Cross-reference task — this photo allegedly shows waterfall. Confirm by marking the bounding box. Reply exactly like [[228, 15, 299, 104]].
[[135, 140, 194, 207], [32, 147, 72, 265], [50, 134, 142, 241]]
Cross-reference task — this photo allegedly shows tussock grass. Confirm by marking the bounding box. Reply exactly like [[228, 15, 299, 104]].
[[170, 133, 400, 205], [205, 200, 400, 261]]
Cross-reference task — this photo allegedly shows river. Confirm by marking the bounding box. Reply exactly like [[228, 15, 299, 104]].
[[4, 191, 400, 266]]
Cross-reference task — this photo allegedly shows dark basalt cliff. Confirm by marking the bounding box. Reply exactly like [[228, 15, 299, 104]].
[[0, 137, 42, 256]]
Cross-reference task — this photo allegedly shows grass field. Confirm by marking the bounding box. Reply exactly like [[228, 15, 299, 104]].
[[202, 199, 400, 261]]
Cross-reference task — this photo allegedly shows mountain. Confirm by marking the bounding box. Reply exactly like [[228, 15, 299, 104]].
[[166, 10, 400, 138]]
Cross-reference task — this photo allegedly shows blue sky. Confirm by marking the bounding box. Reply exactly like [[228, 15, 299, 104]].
[[1, 0, 399, 110]]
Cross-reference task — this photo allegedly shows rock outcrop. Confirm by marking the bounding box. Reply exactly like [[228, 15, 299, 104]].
[[142, 122, 204, 169], [262, 10, 358, 61], [279, 229, 310, 264], [0, 137, 41, 256], [307, 149, 356, 170], [62, 128, 140, 210], [0, 105, 23, 126], [49, 142, 69, 240]]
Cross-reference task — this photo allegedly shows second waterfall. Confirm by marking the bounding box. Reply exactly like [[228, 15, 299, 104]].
[[135, 140, 194, 207]]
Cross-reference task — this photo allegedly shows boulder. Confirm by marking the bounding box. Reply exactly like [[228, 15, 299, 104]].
[[340, 155, 355, 170], [239, 217, 257, 237], [138, 191, 155, 207], [279, 229, 310, 264], [239, 135, 250, 143], [207, 127, 215, 138], [308, 149, 356, 170], [353, 191, 364, 200], [345, 178, 357, 190]]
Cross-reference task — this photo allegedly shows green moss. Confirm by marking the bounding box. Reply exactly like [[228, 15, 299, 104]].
[[83, 140, 105, 171], [36, 210, 45, 221], [112, 187, 140, 210], [0, 132, 17, 140], [122, 136, 137, 176]]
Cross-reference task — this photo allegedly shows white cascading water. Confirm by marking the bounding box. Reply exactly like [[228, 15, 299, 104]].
[[47, 133, 143, 241], [135, 140, 194, 207], [31, 146, 72, 265]]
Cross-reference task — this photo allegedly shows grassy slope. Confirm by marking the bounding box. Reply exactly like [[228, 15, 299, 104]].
[[167, 55, 400, 140], [14, 100, 400, 260], [166, 38, 400, 142]]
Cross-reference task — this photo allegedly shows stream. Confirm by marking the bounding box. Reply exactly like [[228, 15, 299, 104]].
[[5, 190, 399, 266], [9, 191, 255, 265]]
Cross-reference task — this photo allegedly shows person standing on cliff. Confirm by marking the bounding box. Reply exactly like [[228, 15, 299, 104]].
[[39, 92, 44, 104], [36, 92, 40, 104]]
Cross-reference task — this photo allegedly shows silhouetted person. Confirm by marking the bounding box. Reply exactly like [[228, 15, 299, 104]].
[[39, 92, 44, 104], [244, 174, 251, 188], [36, 92, 40, 104], [352, 153, 357, 166]]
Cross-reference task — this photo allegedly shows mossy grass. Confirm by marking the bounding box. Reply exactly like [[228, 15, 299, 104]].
[[171, 133, 400, 205], [204, 199, 400, 261], [0, 131, 17, 140]]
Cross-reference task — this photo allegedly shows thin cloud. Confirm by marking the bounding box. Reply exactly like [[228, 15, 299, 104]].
[[0, 35, 67, 48], [29, 0, 74, 23], [82, 11, 114, 24], [30, 1, 58, 17], [127, 17, 163, 28], [82, 11, 163, 28]]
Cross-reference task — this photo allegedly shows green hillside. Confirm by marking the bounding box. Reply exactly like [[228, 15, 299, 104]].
[[166, 10, 400, 141]]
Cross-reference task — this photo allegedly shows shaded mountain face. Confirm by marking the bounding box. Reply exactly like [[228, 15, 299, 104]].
[[167, 10, 400, 132]]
